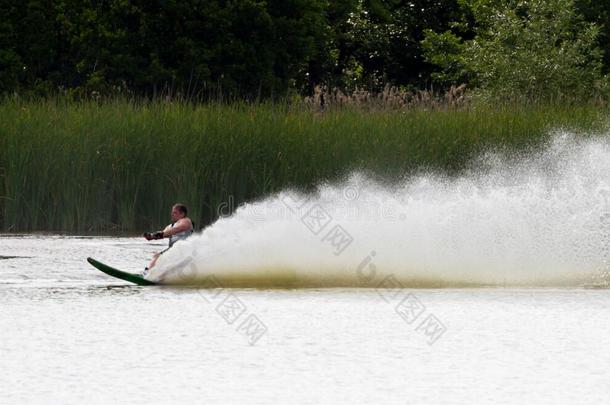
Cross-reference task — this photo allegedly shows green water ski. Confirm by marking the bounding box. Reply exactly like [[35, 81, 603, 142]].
[[87, 257, 156, 286]]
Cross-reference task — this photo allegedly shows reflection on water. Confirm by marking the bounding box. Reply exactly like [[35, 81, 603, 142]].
[[1, 235, 610, 404]]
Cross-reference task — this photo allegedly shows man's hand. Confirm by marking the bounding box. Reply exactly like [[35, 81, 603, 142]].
[[143, 231, 164, 240]]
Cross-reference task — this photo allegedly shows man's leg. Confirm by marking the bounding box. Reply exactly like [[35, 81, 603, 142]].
[[146, 246, 171, 272], [147, 253, 160, 270]]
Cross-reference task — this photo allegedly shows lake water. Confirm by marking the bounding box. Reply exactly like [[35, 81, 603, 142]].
[[2, 234, 610, 404]]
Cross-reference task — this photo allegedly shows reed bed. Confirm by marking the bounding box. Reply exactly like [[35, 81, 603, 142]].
[[0, 96, 607, 232]]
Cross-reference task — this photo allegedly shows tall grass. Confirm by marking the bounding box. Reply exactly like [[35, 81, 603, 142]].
[[0, 97, 607, 233]]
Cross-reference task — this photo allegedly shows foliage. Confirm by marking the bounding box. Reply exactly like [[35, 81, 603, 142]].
[[573, 0, 610, 74], [0, 0, 483, 97], [423, 0, 607, 102], [2, 0, 610, 99], [0, 0, 332, 98]]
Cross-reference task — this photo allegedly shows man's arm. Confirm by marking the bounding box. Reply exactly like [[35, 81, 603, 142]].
[[161, 218, 192, 237], [143, 220, 191, 240]]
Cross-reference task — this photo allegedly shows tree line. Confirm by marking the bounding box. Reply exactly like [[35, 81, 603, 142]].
[[1, 0, 608, 101]]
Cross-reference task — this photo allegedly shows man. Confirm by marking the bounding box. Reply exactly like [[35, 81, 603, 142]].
[[143, 203, 194, 273]]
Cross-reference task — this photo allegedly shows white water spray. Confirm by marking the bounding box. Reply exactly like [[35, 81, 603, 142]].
[[151, 132, 610, 287]]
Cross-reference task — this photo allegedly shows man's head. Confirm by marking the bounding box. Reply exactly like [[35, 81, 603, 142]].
[[171, 203, 188, 222]]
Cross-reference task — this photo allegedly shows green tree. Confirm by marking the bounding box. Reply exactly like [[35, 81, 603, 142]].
[[328, 0, 465, 91], [60, 0, 332, 98], [423, 0, 606, 102], [574, 0, 610, 74], [0, 0, 61, 94], [0, 1, 22, 93]]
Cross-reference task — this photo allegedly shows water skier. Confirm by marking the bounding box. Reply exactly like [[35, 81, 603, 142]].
[[143, 203, 193, 273]]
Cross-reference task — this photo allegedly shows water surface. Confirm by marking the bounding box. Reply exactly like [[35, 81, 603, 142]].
[[1, 235, 609, 404]]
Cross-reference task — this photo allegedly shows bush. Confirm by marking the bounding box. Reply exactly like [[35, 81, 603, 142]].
[[423, 0, 608, 103]]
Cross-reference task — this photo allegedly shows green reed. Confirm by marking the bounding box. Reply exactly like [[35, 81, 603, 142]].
[[0, 97, 607, 232]]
